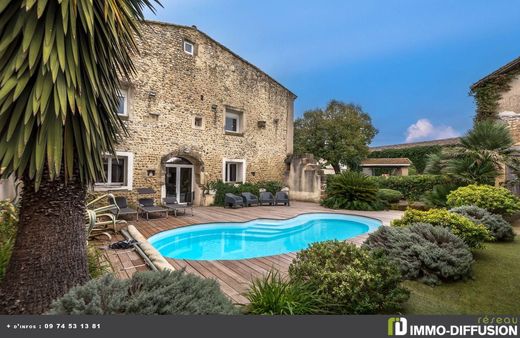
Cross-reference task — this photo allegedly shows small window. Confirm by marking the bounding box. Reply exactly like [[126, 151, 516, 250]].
[[224, 160, 245, 183], [96, 155, 128, 186], [117, 89, 128, 116], [184, 41, 194, 55], [225, 109, 243, 133], [193, 116, 203, 129]]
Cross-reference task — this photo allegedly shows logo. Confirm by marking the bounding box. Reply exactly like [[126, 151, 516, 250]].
[[388, 317, 408, 336]]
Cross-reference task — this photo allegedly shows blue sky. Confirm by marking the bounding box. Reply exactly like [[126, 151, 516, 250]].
[[145, 0, 520, 146]]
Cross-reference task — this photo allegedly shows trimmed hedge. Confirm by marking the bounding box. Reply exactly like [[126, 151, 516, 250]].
[[211, 180, 283, 206], [371, 175, 452, 201], [49, 270, 238, 315], [364, 223, 473, 285], [377, 189, 404, 203], [450, 205, 515, 242], [392, 208, 491, 249], [289, 241, 409, 314], [447, 184, 520, 216]]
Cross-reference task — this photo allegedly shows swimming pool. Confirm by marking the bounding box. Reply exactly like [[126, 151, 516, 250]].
[[148, 213, 381, 260]]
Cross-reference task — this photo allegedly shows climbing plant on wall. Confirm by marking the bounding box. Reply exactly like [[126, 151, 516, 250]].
[[471, 70, 519, 122]]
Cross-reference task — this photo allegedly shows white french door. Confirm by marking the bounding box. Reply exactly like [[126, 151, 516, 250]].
[[165, 164, 194, 203]]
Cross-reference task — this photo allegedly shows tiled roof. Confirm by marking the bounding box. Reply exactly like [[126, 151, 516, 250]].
[[361, 158, 412, 166]]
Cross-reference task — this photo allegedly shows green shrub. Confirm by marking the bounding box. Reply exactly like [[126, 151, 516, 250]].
[[87, 246, 111, 279], [392, 208, 491, 249], [212, 180, 283, 206], [0, 201, 17, 281], [371, 175, 452, 200], [377, 189, 404, 203], [321, 171, 383, 210], [364, 223, 473, 285], [422, 183, 461, 208], [246, 271, 321, 315], [450, 205, 515, 242], [447, 184, 520, 216], [288, 241, 409, 314], [48, 270, 238, 315]]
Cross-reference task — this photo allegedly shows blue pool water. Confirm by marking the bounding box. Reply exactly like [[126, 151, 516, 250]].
[[148, 213, 382, 260]]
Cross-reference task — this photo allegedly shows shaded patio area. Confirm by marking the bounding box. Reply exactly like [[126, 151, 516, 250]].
[[102, 202, 403, 304]]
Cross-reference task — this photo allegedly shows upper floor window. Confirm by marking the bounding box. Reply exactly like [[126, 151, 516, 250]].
[[117, 89, 128, 116], [225, 109, 243, 133], [184, 41, 194, 55], [94, 152, 134, 191]]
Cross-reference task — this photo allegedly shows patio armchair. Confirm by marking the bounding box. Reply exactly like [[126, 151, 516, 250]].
[[163, 196, 193, 216], [111, 196, 138, 220], [85, 194, 127, 240], [224, 193, 244, 208], [274, 191, 290, 206], [259, 191, 275, 206], [241, 192, 259, 207], [138, 198, 169, 220]]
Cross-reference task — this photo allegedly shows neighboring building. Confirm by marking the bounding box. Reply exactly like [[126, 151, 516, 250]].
[[360, 158, 412, 176], [471, 56, 520, 193], [94, 21, 296, 205], [369, 137, 461, 152]]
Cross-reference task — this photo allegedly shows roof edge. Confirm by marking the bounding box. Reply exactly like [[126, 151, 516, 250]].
[[143, 20, 297, 99], [471, 56, 520, 91]]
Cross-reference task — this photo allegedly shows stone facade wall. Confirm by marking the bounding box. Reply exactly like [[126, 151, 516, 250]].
[[499, 75, 520, 145], [96, 22, 295, 206]]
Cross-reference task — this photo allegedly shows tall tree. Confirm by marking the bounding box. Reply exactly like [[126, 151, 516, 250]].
[[294, 100, 377, 173], [0, 0, 159, 314]]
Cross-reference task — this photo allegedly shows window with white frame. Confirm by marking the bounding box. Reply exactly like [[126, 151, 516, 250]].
[[225, 109, 243, 133], [95, 152, 133, 190], [117, 89, 128, 116], [223, 160, 245, 183], [183, 41, 194, 55]]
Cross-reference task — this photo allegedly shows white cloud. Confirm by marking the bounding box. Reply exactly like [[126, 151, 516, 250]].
[[405, 118, 459, 143]]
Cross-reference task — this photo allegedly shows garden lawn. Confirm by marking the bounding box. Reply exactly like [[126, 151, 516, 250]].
[[404, 226, 520, 314]]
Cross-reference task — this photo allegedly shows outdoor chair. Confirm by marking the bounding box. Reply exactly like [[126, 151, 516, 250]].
[[259, 191, 275, 206], [224, 193, 244, 208], [163, 196, 193, 216], [85, 194, 127, 240], [241, 192, 259, 207], [136, 188, 169, 220], [111, 196, 138, 221], [138, 198, 169, 220], [274, 191, 290, 206]]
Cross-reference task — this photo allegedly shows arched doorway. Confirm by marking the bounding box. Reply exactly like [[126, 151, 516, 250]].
[[165, 157, 194, 203]]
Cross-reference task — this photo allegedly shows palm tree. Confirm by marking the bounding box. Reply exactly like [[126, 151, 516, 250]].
[[0, 0, 159, 314], [425, 121, 518, 185]]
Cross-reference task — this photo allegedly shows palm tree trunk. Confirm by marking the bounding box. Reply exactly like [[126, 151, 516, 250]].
[[0, 168, 88, 314]]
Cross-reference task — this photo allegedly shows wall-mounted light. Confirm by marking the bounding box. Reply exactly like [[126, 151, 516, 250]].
[[211, 104, 218, 112], [147, 169, 156, 177], [148, 91, 157, 98]]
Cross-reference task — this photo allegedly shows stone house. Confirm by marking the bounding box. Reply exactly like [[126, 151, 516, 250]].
[[93, 21, 296, 206], [471, 56, 520, 192]]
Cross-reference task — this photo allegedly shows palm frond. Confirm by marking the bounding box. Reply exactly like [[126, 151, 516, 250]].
[[0, 0, 160, 189]]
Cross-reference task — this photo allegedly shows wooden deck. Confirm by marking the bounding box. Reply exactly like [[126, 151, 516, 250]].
[[110, 202, 403, 304]]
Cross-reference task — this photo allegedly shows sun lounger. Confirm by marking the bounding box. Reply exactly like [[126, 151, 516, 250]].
[[163, 196, 193, 216], [111, 196, 138, 220], [138, 198, 169, 220]]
